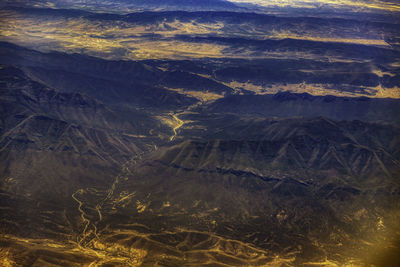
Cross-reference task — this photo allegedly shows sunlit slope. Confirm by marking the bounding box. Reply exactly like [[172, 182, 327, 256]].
[[1, 8, 398, 61], [0, 0, 241, 12], [1, 7, 399, 99], [2, 0, 400, 13], [229, 0, 400, 12], [1, 41, 399, 100], [0, 3, 400, 266]]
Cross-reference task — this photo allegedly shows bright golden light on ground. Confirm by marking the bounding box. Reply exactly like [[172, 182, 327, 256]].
[[226, 81, 400, 98], [0, 9, 393, 61], [228, 0, 400, 12], [271, 31, 389, 47], [167, 88, 225, 102], [0, 234, 147, 266], [0, 12, 228, 59], [0, 249, 16, 267]]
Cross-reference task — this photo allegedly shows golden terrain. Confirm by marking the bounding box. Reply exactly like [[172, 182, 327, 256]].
[[0, 4, 399, 266], [228, 0, 400, 12], [2, 170, 394, 267], [0, 9, 391, 61], [0, 103, 397, 266], [0, 155, 296, 266], [1, 9, 398, 100], [0, 11, 228, 59], [225, 81, 400, 99], [1, 94, 393, 265], [5, 0, 400, 13]]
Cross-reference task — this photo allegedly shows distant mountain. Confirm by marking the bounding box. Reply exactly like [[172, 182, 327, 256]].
[[128, 0, 239, 10], [0, 42, 199, 109], [201, 92, 400, 124], [0, 0, 241, 11]]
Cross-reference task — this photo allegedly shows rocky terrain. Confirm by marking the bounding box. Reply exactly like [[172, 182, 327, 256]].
[[0, 1, 399, 266]]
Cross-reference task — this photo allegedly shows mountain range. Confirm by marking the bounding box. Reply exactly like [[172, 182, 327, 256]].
[[0, 1, 399, 266]]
